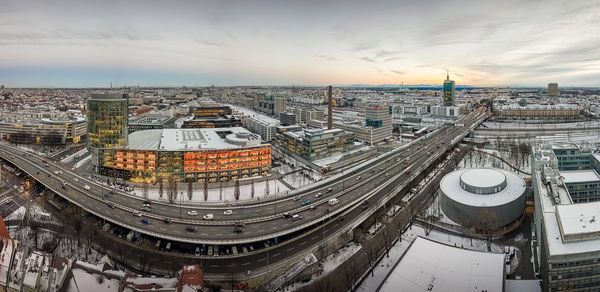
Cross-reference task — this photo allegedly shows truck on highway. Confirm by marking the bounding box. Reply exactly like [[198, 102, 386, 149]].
[[328, 198, 339, 206], [83, 184, 91, 190]]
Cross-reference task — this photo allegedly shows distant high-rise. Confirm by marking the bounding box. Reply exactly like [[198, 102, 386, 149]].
[[87, 93, 129, 172], [442, 73, 455, 106], [0, 85, 4, 89], [548, 83, 559, 97]]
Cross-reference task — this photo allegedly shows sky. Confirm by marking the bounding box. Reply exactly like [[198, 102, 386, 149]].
[[1, 0, 600, 87]]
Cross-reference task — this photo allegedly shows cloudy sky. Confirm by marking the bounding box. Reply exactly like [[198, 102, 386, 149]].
[[1, 0, 599, 87]]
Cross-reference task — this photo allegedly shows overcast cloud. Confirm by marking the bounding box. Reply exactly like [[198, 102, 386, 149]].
[[0, 0, 599, 87]]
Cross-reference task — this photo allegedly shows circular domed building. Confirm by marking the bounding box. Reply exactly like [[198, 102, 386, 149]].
[[439, 167, 526, 229]]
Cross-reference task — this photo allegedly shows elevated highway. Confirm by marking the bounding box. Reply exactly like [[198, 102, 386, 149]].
[[0, 108, 487, 274]]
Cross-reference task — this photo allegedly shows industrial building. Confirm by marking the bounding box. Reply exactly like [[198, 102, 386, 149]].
[[439, 167, 527, 229], [100, 127, 271, 183], [277, 128, 354, 161], [87, 93, 129, 170], [532, 143, 600, 291]]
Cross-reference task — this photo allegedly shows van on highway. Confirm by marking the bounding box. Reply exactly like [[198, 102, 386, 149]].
[[328, 198, 339, 206], [203, 213, 214, 220], [84, 185, 91, 190]]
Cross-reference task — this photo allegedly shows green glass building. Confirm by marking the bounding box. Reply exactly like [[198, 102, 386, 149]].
[[87, 93, 129, 171], [443, 73, 455, 106]]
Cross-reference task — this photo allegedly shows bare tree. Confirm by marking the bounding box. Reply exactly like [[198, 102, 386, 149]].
[[473, 210, 498, 252], [382, 222, 393, 258], [313, 277, 337, 292], [203, 178, 208, 201], [168, 175, 176, 204], [142, 180, 149, 200], [366, 245, 378, 277], [342, 257, 359, 292], [265, 178, 270, 197], [234, 178, 240, 201], [159, 179, 164, 199]]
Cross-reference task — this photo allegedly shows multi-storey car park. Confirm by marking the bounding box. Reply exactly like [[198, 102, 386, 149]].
[[0, 106, 487, 284]]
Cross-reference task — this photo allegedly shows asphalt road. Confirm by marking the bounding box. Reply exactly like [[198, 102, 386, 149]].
[[0, 109, 488, 249]]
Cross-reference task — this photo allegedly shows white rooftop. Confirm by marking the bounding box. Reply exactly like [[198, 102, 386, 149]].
[[379, 236, 504, 292], [560, 169, 600, 184], [535, 171, 600, 257], [461, 168, 505, 189], [126, 127, 264, 151], [440, 168, 526, 207], [556, 203, 600, 242]]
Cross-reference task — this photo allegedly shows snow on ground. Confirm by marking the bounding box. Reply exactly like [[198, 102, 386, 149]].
[[62, 148, 88, 163], [66, 268, 121, 292], [5, 206, 26, 220], [129, 178, 291, 203], [74, 155, 91, 169], [322, 242, 362, 273], [8, 225, 104, 265]]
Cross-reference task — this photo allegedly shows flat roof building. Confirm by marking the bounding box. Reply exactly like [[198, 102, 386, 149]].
[[128, 114, 176, 133], [379, 236, 505, 292], [278, 128, 354, 161], [532, 143, 600, 290], [100, 127, 271, 183]]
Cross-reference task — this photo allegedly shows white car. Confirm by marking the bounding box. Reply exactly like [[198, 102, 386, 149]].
[[223, 209, 233, 215], [72, 178, 79, 182], [132, 211, 142, 217], [203, 214, 214, 220], [187, 210, 198, 216], [83, 185, 91, 190]]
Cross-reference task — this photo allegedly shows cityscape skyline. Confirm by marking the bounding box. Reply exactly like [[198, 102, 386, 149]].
[[1, 0, 600, 87]]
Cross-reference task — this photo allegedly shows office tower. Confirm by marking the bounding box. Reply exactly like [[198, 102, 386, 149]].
[[87, 93, 129, 172], [548, 83, 559, 97], [443, 73, 455, 106]]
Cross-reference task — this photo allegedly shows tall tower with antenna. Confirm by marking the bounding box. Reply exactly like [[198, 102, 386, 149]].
[[442, 71, 455, 106]]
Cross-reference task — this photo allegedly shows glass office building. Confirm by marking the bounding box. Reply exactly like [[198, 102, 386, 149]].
[[87, 93, 129, 171]]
